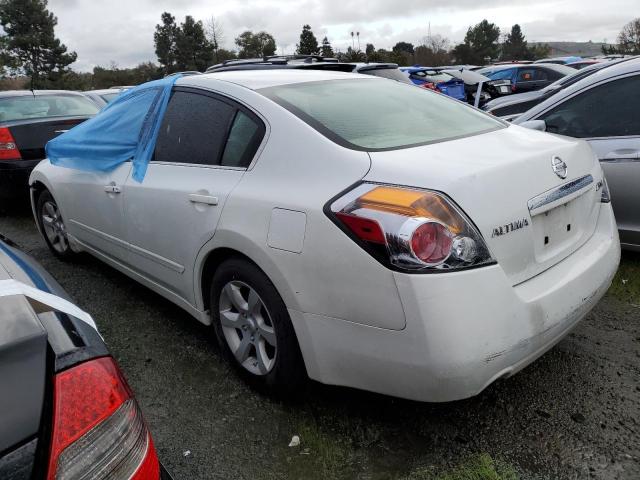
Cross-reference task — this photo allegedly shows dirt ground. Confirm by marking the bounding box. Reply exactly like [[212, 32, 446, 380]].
[[1, 208, 638, 480]]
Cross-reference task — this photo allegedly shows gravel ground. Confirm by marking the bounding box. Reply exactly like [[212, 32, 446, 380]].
[[1, 207, 639, 480]]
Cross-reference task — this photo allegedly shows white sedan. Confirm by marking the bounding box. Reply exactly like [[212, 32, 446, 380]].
[[29, 70, 620, 402]]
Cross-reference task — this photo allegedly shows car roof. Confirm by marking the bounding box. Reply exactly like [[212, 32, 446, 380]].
[[178, 69, 373, 90], [84, 89, 123, 95], [0, 90, 88, 98]]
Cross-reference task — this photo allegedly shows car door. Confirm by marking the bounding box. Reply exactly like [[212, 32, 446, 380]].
[[56, 163, 132, 261], [123, 87, 266, 303], [538, 74, 640, 247]]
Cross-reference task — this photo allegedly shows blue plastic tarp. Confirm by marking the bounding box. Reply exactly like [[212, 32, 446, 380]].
[[46, 75, 180, 182]]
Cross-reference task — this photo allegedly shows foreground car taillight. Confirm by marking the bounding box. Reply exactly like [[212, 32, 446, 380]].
[[328, 183, 494, 272], [47, 357, 160, 480], [0, 127, 22, 160]]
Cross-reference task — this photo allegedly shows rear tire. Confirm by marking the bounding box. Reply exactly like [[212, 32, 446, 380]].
[[210, 257, 306, 395], [36, 190, 78, 261]]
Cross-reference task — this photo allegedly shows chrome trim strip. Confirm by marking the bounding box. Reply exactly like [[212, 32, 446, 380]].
[[527, 174, 593, 214]]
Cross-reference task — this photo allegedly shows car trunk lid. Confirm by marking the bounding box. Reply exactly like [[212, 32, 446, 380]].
[[6, 116, 89, 160], [365, 125, 603, 285]]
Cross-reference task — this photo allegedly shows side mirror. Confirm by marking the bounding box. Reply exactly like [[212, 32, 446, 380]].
[[519, 119, 547, 132]]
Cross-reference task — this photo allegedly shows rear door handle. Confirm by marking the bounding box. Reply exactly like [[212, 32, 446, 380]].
[[188, 194, 218, 205], [104, 185, 121, 194]]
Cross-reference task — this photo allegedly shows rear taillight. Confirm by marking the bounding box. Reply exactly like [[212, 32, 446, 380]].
[[328, 183, 494, 272], [420, 82, 438, 91], [0, 127, 21, 160], [47, 357, 160, 480]]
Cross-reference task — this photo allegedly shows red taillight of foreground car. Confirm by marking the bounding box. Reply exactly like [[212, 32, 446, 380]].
[[46, 356, 160, 480], [329, 183, 494, 272], [0, 127, 22, 160], [420, 82, 438, 91]]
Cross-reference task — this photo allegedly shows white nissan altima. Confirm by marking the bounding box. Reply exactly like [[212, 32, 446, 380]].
[[29, 70, 620, 402]]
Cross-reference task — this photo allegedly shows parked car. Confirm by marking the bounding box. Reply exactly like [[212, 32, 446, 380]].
[[207, 55, 414, 84], [400, 66, 467, 100], [31, 70, 620, 402], [82, 88, 127, 107], [534, 56, 582, 65], [0, 234, 171, 479], [0, 90, 99, 203], [483, 57, 636, 120], [566, 59, 604, 70], [476, 63, 575, 94], [515, 57, 640, 251]]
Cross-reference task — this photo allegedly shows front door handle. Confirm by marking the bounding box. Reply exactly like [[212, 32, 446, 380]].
[[188, 193, 218, 205], [104, 184, 121, 194]]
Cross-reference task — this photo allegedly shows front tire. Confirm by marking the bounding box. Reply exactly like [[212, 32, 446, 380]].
[[36, 190, 77, 260], [211, 258, 306, 394]]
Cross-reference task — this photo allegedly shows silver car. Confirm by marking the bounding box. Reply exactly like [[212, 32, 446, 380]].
[[516, 56, 640, 251]]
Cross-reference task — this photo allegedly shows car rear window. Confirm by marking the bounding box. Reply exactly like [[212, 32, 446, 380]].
[[259, 79, 503, 151], [0, 94, 99, 122], [99, 92, 120, 103]]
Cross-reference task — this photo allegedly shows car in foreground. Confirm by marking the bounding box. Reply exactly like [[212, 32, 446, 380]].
[[0, 90, 99, 203], [400, 66, 467, 101], [0, 234, 170, 479], [30, 70, 620, 402], [82, 87, 128, 107], [482, 57, 635, 120], [476, 63, 575, 94], [515, 56, 640, 251]]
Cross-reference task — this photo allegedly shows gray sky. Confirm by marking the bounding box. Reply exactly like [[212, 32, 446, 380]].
[[48, 0, 636, 71]]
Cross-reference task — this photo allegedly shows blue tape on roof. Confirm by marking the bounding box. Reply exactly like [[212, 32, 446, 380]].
[[45, 75, 181, 182]]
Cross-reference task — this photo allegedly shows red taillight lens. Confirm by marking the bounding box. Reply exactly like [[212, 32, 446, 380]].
[[420, 82, 437, 91], [47, 357, 160, 480], [335, 212, 385, 244], [0, 127, 22, 160], [410, 221, 453, 265]]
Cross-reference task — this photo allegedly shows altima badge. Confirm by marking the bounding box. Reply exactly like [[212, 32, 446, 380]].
[[551, 156, 568, 179], [491, 218, 529, 238]]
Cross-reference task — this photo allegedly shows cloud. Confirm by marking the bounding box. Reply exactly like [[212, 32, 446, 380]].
[[44, 0, 635, 71]]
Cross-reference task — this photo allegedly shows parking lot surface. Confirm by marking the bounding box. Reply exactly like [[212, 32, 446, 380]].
[[1, 207, 639, 480]]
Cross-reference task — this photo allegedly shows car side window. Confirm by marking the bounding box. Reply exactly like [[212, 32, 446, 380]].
[[489, 69, 513, 81], [154, 91, 235, 165], [540, 75, 640, 138], [220, 110, 265, 168], [534, 69, 549, 81], [517, 69, 535, 81]]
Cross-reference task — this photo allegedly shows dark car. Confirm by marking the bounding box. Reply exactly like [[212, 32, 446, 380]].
[[0, 91, 99, 203], [0, 235, 171, 479], [482, 57, 636, 120], [476, 63, 574, 94], [206, 55, 415, 84]]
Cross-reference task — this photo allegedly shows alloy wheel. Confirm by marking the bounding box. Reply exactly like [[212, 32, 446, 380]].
[[41, 200, 68, 253], [218, 280, 277, 376]]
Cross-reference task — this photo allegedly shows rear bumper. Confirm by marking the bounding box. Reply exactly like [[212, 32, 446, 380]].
[[0, 159, 40, 200], [292, 203, 620, 402]]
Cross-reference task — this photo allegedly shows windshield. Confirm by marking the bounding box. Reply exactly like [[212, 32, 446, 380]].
[[360, 68, 413, 84], [260, 79, 504, 151], [0, 94, 99, 122]]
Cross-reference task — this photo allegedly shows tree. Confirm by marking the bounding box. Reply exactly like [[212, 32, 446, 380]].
[[174, 15, 213, 71], [393, 41, 415, 55], [617, 18, 640, 54], [529, 43, 551, 60], [205, 16, 225, 63], [296, 24, 319, 55], [0, 0, 77, 88], [321, 36, 333, 57], [452, 19, 500, 64], [501, 24, 531, 60], [154, 12, 178, 74], [235, 31, 276, 58], [415, 34, 451, 65]]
